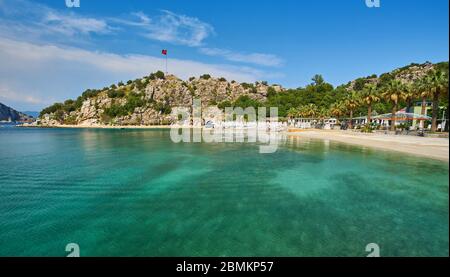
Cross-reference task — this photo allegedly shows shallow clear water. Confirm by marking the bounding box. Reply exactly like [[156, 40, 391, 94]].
[[0, 128, 448, 257]]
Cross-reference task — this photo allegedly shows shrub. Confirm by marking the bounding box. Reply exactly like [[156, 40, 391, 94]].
[[379, 73, 393, 85], [81, 89, 100, 100], [200, 74, 211, 80], [53, 110, 65, 121], [233, 96, 262, 109], [124, 92, 145, 113], [188, 85, 196, 96], [153, 102, 172, 115], [241, 83, 254, 90], [107, 90, 126, 98], [104, 104, 128, 117], [267, 87, 277, 98], [353, 78, 366, 91], [218, 101, 232, 111], [75, 97, 83, 109], [63, 99, 77, 113], [155, 71, 165, 79], [135, 80, 146, 90], [149, 71, 165, 80], [64, 115, 77, 125], [40, 103, 63, 117]]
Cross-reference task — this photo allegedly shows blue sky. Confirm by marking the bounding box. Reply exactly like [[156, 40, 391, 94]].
[[0, 0, 448, 111]]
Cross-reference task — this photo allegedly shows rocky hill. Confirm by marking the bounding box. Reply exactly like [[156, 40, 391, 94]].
[[38, 73, 284, 126], [0, 102, 34, 122], [37, 61, 448, 127], [346, 61, 448, 91]]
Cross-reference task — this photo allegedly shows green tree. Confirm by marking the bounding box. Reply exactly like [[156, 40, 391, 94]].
[[330, 102, 345, 119], [287, 107, 298, 119], [154, 71, 165, 79], [300, 104, 319, 118], [381, 80, 405, 131], [344, 90, 360, 129], [361, 84, 380, 123], [311, 74, 324, 86], [402, 83, 418, 113], [428, 69, 449, 132], [413, 75, 435, 128]]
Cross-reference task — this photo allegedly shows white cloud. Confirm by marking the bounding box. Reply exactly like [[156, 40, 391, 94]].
[[0, 38, 278, 110], [0, 1, 284, 110], [0, 86, 47, 105], [0, 0, 283, 68], [42, 11, 111, 36], [115, 10, 215, 47], [199, 48, 284, 67], [0, 0, 111, 40], [0, 2, 209, 47]]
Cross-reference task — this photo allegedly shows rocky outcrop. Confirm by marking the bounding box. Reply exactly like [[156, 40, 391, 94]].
[[393, 62, 435, 83], [38, 73, 284, 126], [347, 62, 443, 91]]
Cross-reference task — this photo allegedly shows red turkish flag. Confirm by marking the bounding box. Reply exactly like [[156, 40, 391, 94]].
[[162, 49, 167, 55]]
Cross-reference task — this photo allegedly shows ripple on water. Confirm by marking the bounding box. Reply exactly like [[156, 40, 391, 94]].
[[0, 129, 448, 256]]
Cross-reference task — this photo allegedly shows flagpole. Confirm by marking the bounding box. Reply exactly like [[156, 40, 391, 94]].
[[162, 49, 168, 74], [165, 52, 168, 75]]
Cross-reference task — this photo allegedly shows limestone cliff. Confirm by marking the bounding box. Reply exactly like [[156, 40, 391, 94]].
[[346, 62, 446, 91], [38, 73, 284, 126]]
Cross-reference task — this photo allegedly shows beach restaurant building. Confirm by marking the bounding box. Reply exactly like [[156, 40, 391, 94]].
[[351, 111, 433, 129]]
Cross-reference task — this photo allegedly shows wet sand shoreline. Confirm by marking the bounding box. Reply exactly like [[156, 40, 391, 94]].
[[287, 130, 449, 162]]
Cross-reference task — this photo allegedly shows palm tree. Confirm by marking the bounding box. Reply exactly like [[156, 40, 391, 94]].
[[402, 84, 417, 113], [297, 104, 318, 119], [297, 106, 306, 118], [330, 102, 345, 119], [318, 107, 329, 120], [303, 104, 319, 118], [428, 69, 449, 132], [417, 76, 433, 128], [287, 107, 298, 119], [361, 84, 380, 124], [381, 80, 405, 131], [344, 90, 360, 129]]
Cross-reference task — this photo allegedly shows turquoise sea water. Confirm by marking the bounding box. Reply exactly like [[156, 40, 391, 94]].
[[0, 128, 448, 257]]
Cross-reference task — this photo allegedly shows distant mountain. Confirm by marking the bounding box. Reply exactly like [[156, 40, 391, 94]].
[[0, 102, 34, 122], [22, 111, 39, 118]]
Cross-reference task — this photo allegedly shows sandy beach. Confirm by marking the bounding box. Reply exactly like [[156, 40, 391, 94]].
[[287, 130, 449, 162]]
